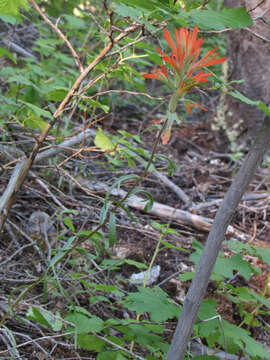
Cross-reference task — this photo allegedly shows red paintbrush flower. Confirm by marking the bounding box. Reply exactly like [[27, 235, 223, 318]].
[[142, 26, 226, 144], [143, 26, 226, 96]]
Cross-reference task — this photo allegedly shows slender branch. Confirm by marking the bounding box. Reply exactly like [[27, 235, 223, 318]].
[[53, 23, 141, 118], [166, 115, 270, 360], [28, 0, 84, 72]]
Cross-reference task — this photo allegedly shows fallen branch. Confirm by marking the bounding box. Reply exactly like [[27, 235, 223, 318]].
[[0, 126, 190, 214], [78, 177, 249, 241]]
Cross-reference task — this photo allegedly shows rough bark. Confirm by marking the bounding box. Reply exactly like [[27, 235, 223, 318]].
[[212, 0, 270, 151]]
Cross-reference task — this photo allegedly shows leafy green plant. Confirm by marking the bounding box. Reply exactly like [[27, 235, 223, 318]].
[[180, 239, 270, 359]]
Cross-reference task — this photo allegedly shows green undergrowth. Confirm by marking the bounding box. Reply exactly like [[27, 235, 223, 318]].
[[25, 218, 270, 359]]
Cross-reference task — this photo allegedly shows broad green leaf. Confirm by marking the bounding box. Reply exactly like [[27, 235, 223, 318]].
[[190, 239, 257, 281], [46, 88, 68, 101], [8, 74, 36, 87], [22, 110, 48, 132], [113, 0, 170, 12], [77, 334, 105, 351], [124, 286, 180, 322], [65, 312, 104, 334], [118, 323, 164, 350], [189, 8, 252, 30], [223, 320, 270, 358], [94, 128, 115, 153]]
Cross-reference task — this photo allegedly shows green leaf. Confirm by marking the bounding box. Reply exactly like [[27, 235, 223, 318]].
[[46, 87, 68, 101], [94, 128, 115, 153], [97, 350, 128, 360], [190, 239, 256, 281], [117, 323, 165, 351], [124, 259, 148, 269], [108, 212, 117, 247], [27, 307, 62, 331], [19, 101, 53, 120], [63, 14, 85, 29], [83, 99, 109, 113], [0, 0, 28, 17], [179, 271, 194, 281], [160, 240, 186, 252], [255, 247, 270, 266], [113, 3, 156, 31], [154, 153, 177, 177], [130, 188, 154, 212], [99, 200, 112, 224], [63, 216, 75, 232], [230, 90, 270, 117], [77, 334, 105, 351], [0, 14, 17, 24], [94, 284, 119, 292], [189, 8, 252, 30], [124, 286, 180, 322], [0, 47, 17, 63], [223, 320, 270, 358], [22, 111, 49, 132], [65, 312, 104, 334]]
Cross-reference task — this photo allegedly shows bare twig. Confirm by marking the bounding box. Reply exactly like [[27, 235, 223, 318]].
[[81, 89, 166, 101], [28, 0, 83, 72]]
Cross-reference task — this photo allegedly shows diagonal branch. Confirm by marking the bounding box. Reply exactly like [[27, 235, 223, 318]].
[[0, 18, 141, 232], [166, 115, 270, 360]]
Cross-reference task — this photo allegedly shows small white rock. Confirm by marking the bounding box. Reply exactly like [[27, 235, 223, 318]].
[[129, 265, 161, 286]]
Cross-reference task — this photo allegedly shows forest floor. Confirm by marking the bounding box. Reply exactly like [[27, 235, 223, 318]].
[[0, 108, 270, 359]]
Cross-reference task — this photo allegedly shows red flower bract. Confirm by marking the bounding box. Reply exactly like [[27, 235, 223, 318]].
[[142, 26, 226, 144], [143, 26, 226, 99]]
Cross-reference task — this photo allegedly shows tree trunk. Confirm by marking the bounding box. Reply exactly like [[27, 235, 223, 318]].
[[212, 0, 270, 151]]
